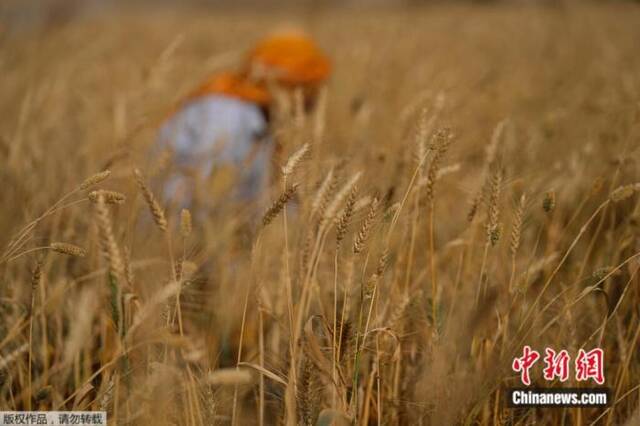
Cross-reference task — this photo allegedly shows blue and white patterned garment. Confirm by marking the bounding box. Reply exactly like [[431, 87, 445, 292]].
[[157, 95, 272, 209]]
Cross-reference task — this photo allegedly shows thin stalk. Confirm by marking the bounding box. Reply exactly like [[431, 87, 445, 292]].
[[515, 200, 610, 336], [332, 250, 339, 407], [428, 200, 437, 326], [258, 303, 265, 426], [476, 242, 490, 305], [231, 237, 257, 426]]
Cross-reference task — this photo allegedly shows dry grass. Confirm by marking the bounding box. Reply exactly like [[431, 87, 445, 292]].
[[1, 3, 640, 425]]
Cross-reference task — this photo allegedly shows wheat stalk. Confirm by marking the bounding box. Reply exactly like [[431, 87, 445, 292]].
[[610, 183, 640, 203], [30, 261, 42, 292], [50, 242, 86, 257], [509, 193, 526, 293], [322, 172, 362, 227], [180, 209, 192, 238], [94, 195, 125, 283], [486, 166, 504, 246], [425, 128, 453, 202], [510, 194, 526, 257], [133, 168, 167, 232], [282, 143, 310, 179], [336, 185, 357, 249], [88, 190, 126, 205], [262, 184, 299, 227], [79, 170, 111, 190], [353, 196, 379, 255]]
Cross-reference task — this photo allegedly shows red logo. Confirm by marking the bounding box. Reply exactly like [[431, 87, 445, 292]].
[[543, 348, 570, 382], [575, 348, 605, 385], [512, 347, 605, 385], [512, 345, 540, 386]]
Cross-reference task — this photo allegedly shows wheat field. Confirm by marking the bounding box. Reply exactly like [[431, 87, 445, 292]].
[[1, 2, 640, 425]]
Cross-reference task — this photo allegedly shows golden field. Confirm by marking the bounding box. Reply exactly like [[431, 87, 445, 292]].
[[1, 3, 640, 425]]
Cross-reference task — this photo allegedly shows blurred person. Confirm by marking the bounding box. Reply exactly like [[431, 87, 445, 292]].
[[154, 32, 330, 364], [155, 31, 331, 215]]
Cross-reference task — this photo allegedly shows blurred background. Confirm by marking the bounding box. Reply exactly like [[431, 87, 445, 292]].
[[4, 0, 638, 38], [1, 0, 640, 424]]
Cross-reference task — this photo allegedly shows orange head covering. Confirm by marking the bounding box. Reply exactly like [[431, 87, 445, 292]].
[[245, 31, 331, 87], [181, 32, 330, 109], [186, 71, 271, 107]]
